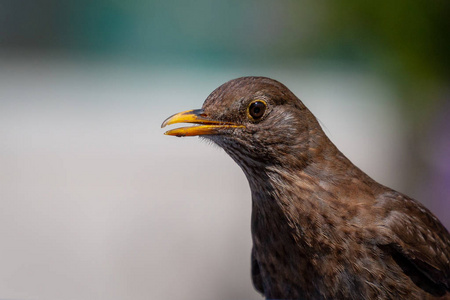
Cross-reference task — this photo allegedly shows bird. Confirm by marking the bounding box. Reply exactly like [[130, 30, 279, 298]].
[[161, 76, 450, 299]]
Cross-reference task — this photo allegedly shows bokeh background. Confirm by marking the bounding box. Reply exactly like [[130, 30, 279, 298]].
[[0, 1, 449, 299]]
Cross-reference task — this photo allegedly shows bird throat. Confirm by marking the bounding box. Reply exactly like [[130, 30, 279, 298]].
[[248, 164, 331, 252], [233, 149, 365, 297], [211, 134, 369, 291], [246, 163, 339, 297]]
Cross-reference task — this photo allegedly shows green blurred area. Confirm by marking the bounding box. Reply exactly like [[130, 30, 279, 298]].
[[3, 1, 449, 82]]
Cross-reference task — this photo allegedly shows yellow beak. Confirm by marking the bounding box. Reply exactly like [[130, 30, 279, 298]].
[[161, 109, 244, 137]]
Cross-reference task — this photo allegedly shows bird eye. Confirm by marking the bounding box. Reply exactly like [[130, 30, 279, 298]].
[[248, 100, 266, 120]]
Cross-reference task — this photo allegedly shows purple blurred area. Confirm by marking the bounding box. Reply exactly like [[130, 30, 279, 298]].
[[0, 1, 448, 299]]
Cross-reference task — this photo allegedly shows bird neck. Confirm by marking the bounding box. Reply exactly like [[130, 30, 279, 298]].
[[247, 141, 377, 254]]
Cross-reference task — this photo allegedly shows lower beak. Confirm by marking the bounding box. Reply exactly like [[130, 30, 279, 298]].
[[161, 109, 244, 137]]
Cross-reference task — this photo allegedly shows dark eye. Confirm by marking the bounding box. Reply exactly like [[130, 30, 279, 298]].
[[248, 100, 266, 120]]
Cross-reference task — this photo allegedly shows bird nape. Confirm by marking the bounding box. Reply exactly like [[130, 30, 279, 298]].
[[161, 76, 450, 300]]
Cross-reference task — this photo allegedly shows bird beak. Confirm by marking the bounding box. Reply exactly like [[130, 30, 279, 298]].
[[161, 109, 244, 137]]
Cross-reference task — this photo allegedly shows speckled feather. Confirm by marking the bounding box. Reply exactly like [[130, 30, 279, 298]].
[[197, 77, 450, 299]]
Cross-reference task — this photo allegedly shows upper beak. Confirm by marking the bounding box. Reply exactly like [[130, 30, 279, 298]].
[[161, 109, 244, 137]]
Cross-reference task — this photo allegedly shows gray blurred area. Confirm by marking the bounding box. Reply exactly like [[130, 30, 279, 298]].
[[0, 1, 449, 299]]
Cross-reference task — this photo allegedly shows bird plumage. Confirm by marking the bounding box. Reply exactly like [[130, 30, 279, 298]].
[[162, 76, 450, 299]]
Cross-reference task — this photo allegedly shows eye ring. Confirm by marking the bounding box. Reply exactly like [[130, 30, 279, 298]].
[[247, 100, 267, 120]]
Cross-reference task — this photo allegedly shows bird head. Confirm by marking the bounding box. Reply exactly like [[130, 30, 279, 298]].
[[162, 77, 326, 170]]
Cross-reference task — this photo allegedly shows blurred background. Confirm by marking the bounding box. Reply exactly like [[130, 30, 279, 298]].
[[0, 1, 449, 299]]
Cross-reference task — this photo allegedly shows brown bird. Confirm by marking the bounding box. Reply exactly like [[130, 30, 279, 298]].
[[161, 77, 450, 299]]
